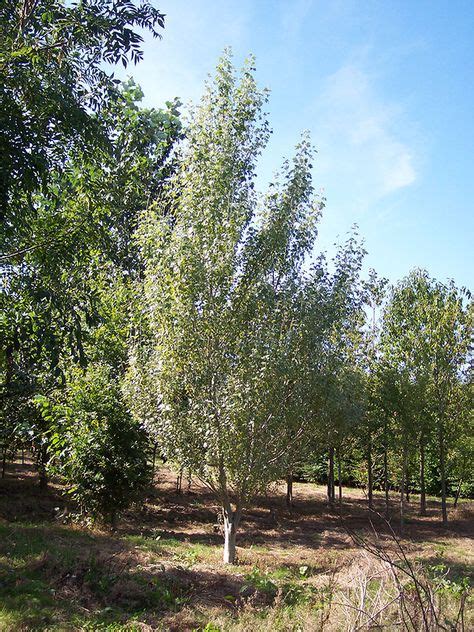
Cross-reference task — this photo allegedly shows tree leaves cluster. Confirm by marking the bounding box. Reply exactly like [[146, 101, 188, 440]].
[[1, 12, 472, 560]]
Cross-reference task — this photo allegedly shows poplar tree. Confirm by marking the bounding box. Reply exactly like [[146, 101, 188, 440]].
[[130, 53, 322, 563]]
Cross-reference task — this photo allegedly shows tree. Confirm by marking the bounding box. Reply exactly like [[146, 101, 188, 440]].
[[300, 233, 365, 507], [381, 270, 472, 525], [128, 53, 322, 563], [1, 1, 177, 486], [36, 364, 150, 525], [0, 82, 181, 485], [1, 0, 165, 243]]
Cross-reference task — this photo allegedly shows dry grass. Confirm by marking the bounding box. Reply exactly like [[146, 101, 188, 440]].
[[0, 460, 472, 631]]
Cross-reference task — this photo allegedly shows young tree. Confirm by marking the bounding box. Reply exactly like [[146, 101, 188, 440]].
[[129, 53, 322, 563], [36, 364, 150, 525], [381, 270, 472, 525], [300, 233, 365, 507]]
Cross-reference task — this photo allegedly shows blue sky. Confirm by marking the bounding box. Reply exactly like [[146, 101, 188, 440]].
[[119, 0, 473, 287]]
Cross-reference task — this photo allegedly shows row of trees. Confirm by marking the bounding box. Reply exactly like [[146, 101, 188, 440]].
[[1, 4, 472, 564]]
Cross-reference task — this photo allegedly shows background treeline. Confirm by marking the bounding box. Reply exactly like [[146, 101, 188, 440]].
[[1, 2, 472, 564]]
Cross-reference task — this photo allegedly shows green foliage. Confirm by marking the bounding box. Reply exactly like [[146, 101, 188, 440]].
[[130, 52, 322, 513], [242, 568, 278, 596], [46, 364, 150, 523], [1, 1, 180, 491], [0, 0, 165, 229], [428, 564, 471, 597]]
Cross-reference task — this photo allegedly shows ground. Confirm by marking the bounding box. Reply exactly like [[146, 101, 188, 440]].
[[0, 460, 472, 631]]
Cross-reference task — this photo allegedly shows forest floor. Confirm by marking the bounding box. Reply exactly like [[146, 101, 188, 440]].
[[0, 460, 472, 631]]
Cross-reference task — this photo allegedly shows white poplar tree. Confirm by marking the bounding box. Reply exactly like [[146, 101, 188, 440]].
[[129, 52, 322, 563]]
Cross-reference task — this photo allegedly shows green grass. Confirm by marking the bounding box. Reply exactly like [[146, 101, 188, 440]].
[[122, 534, 216, 566], [0, 522, 191, 631]]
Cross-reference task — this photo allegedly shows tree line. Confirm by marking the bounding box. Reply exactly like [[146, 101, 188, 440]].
[[1, 2, 472, 564]]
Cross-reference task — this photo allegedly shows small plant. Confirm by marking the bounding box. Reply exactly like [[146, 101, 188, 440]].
[[241, 567, 278, 596], [428, 563, 471, 597], [193, 623, 221, 632]]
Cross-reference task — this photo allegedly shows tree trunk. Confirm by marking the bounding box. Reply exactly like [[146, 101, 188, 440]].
[[151, 442, 158, 478], [1, 447, 6, 479], [400, 443, 408, 533], [176, 467, 183, 494], [439, 422, 448, 526], [383, 421, 390, 518], [367, 436, 374, 509], [453, 479, 463, 508], [38, 444, 48, 489], [223, 505, 241, 564], [420, 439, 427, 515], [327, 447, 335, 504], [286, 472, 293, 509], [337, 450, 342, 508]]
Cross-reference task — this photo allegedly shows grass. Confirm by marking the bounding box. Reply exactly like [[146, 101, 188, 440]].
[[0, 463, 472, 631]]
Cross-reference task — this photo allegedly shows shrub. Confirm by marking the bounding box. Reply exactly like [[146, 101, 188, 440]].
[[52, 364, 151, 524]]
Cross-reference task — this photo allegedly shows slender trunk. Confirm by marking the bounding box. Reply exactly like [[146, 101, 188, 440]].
[[337, 450, 342, 507], [222, 505, 241, 564], [384, 422, 389, 518], [420, 440, 427, 516], [400, 442, 408, 533], [328, 447, 335, 504], [151, 442, 157, 478], [286, 472, 293, 509], [453, 479, 463, 508], [2, 345, 13, 481], [176, 467, 183, 494], [367, 435, 374, 509], [38, 445, 48, 489], [39, 470, 48, 490], [439, 422, 448, 526]]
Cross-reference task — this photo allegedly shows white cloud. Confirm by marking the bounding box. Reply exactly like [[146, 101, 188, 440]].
[[312, 62, 416, 209], [279, 0, 314, 39]]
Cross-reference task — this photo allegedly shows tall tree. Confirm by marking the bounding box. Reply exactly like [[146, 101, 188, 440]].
[[128, 53, 323, 563], [381, 270, 472, 525]]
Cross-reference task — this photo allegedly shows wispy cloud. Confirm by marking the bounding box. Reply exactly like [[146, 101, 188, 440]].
[[279, 0, 314, 39], [312, 61, 416, 211], [122, 1, 252, 107]]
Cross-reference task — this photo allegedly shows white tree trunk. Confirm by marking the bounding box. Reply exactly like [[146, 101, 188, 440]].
[[222, 507, 240, 564]]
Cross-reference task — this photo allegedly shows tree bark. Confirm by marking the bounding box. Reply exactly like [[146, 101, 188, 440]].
[[223, 505, 241, 564], [337, 450, 342, 508], [367, 435, 374, 509], [400, 443, 408, 533], [383, 421, 390, 518], [419, 439, 427, 515], [176, 467, 183, 494], [38, 444, 48, 489], [327, 447, 335, 504], [453, 479, 463, 508], [286, 472, 293, 509], [439, 422, 448, 526]]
